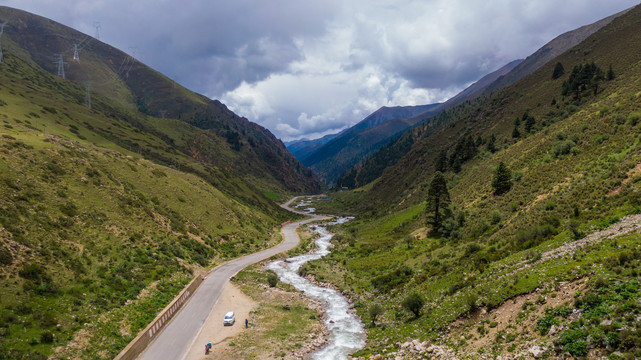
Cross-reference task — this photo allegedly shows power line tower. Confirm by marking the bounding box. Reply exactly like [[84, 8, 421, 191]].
[[73, 43, 80, 62], [0, 22, 8, 63], [159, 110, 167, 119], [93, 22, 101, 40], [53, 54, 67, 79], [83, 81, 92, 108]]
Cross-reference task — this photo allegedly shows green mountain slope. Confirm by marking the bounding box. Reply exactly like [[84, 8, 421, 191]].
[[0, 7, 314, 359], [0, 6, 319, 195], [299, 104, 440, 184], [308, 4, 641, 358], [341, 9, 628, 189]]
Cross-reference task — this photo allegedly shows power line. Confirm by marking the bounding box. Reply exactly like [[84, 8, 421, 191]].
[[53, 53, 67, 79], [73, 43, 80, 62], [0, 22, 7, 63], [93, 22, 101, 40], [83, 81, 92, 108]]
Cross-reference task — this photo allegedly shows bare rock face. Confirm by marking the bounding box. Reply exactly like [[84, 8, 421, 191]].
[[547, 324, 557, 336], [528, 345, 544, 358]]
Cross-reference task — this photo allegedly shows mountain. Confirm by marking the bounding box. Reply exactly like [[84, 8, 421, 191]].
[[298, 104, 440, 183], [350, 104, 440, 132], [339, 7, 628, 190], [441, 59, 523, 108], [484, 8, 629, 94], [0, 6, 317, 358], [0, 6, 319, 195], [309, 4, 641, 358], [285, 132, 339, 162], [312, 8, 625, 187]]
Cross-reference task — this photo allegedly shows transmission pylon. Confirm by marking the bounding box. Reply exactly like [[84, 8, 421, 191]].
[[159, 110, 167, 119], [83, 81, 91, 108], [93, 22, 101, 39], [72, 43, 80, 62], [53, 54, 67, 79], [0, 22, 8, 63]]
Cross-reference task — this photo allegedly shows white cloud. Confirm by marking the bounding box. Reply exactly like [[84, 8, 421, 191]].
[[3, 0, 639, 141]]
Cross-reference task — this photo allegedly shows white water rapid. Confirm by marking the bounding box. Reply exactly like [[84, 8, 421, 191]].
[[267, 216, 365, 359]]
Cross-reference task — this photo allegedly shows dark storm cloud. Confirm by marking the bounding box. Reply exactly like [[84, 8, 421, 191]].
[[3, 0, 639, 140], [3, 0, 337, 94]]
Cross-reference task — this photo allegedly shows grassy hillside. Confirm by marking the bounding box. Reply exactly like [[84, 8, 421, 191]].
[[0, 8, 314, 359], [339, 9, 628, 190], [306, 4, 641, 359], [0, 6, 319, 195]]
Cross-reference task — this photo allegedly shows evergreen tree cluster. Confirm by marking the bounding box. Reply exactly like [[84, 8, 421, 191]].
[[552, 62, 565, 80], [448, 135, 478, 172], [513, 110, 536, 138], [338, 133, 415, 188], [561, 62, 605, 99]]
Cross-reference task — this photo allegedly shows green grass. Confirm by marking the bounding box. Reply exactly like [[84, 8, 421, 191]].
[[301, 7, 641, 358], [0, 34, 303, 359], [230, 265, 323, 359]]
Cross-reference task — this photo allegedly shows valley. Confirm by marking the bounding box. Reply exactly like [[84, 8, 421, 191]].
[[2, 2, 641, 360]]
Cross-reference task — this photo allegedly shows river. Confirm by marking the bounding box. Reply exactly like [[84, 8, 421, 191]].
[[266, 207, 365, 359]]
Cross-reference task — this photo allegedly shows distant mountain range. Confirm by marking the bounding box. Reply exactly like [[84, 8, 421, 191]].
[[287, 104, 439, 183]]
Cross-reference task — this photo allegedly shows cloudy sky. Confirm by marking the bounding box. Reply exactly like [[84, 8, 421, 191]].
[[3, 1, 638, 141]]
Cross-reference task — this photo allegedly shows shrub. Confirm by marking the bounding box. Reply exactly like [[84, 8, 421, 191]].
[[18, 264, 47, 282], [0, 247, 12, 265], [598, 105, 610, 117], [563, 339, 588, 357], [575, 292, 601, 310], [44, 162, 65, 177], [490, 210, 503, 225], [559, 328, 590, 357], [628, 112, 641, 126], [40, 332, 54, 344], [369, 303, 384, 325], [552, 140, 577, 157], [60, 201, 78, 217], [401, 292, 424, 318], [465, 243, 482, 256], [371, 266, 414, 293], [466, 293, 479, 313], [536, 313, 558, 335], [266, 272, 278, 287], [152, 169, 167, 178], [593, 134, 609, 145]]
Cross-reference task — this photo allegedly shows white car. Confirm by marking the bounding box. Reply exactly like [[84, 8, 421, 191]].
[[223, 311, 235, 326]]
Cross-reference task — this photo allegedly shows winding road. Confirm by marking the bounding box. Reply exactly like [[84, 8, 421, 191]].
[[138, 197, 324, 360]]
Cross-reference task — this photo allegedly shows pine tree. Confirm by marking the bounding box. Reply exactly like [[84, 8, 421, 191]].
[[492, 162, 512, 195], [426, 171, 451, 231], [607, 64, 615, 80], [524, 115, 536, 133], [435, 150, 448, 172], [552, 62, 565, 79], [512, 126, 521, 139], [486, 134, 497, 153], [463, 135, 478, 161], [451, 156, 462, 173]]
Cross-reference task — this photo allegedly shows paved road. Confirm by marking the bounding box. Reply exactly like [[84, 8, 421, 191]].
[[138, 197, 323, 360]]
